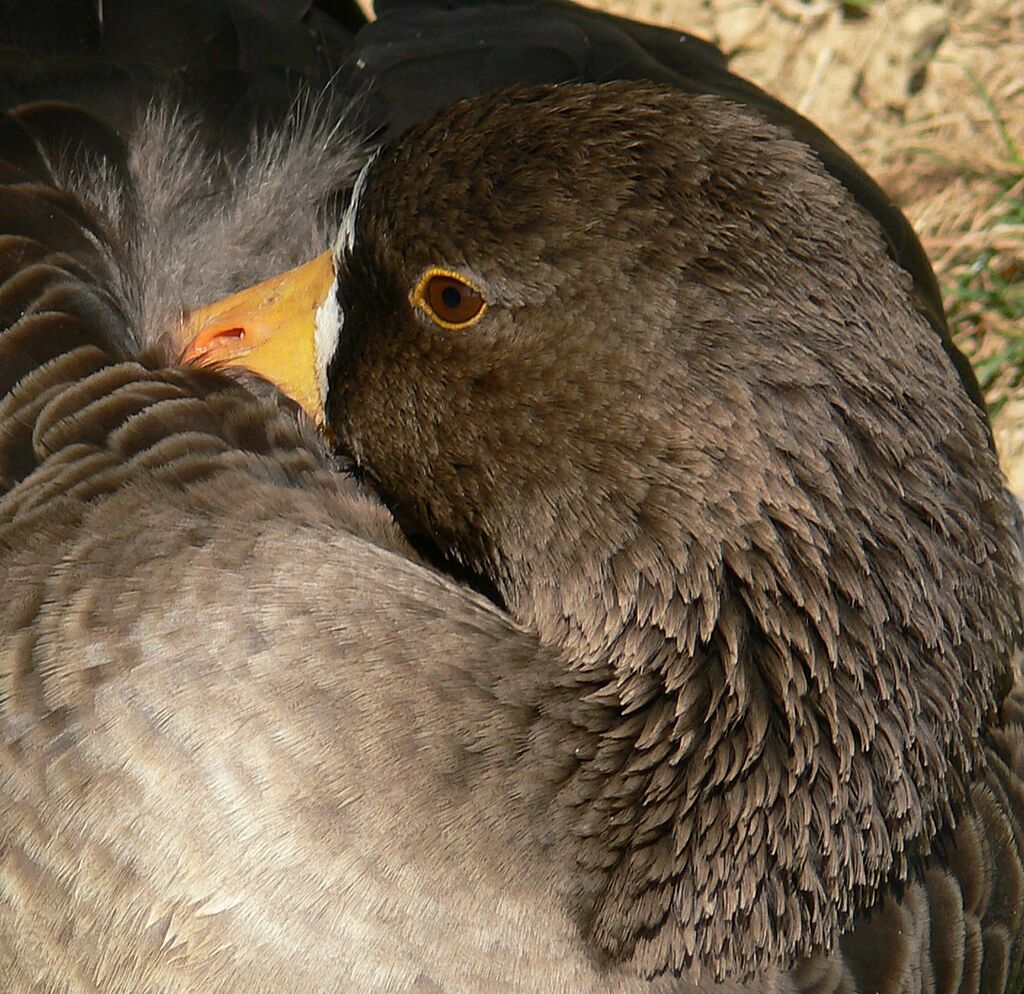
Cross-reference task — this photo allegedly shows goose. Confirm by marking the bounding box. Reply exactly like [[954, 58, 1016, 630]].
[[180, 78, 1024, 994], [2, 2, 1022, 993]]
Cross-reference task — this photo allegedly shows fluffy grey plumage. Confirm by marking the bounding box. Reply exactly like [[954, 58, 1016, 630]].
[[53, 96, 364, 357]]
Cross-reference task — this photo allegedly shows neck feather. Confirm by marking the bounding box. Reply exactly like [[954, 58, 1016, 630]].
[[505, 474, 1019, 979]]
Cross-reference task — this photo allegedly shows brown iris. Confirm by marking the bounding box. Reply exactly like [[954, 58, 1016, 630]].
[[412, 268, 487, 329]]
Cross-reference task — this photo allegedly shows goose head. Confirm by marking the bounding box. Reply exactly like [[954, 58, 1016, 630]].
[[179, 81, 1023, 978]]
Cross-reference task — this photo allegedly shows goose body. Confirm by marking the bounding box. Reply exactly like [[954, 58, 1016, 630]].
[[1, 2, 1023, 993]]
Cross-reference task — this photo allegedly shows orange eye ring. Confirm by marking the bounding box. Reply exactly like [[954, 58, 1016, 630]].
[[411, 268, 487, 330]]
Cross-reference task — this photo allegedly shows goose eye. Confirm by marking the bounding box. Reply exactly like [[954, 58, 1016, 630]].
[[413, 269, 487, 329]]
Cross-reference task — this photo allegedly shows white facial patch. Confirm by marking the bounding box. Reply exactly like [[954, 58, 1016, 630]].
[[315, 277, 342, 412], [335, 152, 377, 257], [319, 152, 377, 411]]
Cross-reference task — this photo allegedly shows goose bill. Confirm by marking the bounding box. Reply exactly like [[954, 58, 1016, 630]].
[[179, 250, 333, 424]]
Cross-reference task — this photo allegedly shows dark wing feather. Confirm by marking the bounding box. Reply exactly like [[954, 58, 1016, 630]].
[[1, 0, 366, 151]]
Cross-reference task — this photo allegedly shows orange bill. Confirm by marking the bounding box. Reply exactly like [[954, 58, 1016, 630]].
[[178, 250, 334, 423]]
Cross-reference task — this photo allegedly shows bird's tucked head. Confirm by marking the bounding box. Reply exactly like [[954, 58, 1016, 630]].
[[180, 82, 1023, 978]]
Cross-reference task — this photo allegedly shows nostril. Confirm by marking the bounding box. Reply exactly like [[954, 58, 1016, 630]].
[[211, 327, 246, 344], [180, 323, 250, 365]]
